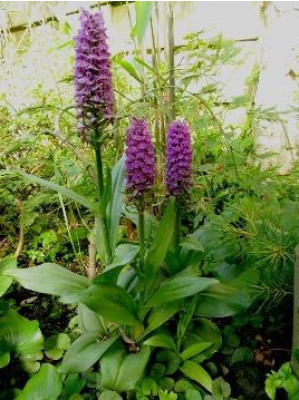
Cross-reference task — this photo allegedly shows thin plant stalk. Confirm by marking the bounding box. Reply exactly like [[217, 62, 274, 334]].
[[166, 1, 175, 120], [138, 210, 145, 272], [174, 199, 181, 257]]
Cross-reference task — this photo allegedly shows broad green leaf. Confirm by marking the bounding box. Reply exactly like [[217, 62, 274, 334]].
[[45, 333, 71, 361], [265, 362, 299, 400], [176, 297, 197, 349], [16, 364, 62, 400], [0, 257, 16, 297], [212, 377, 231, 400], [0, 309, 43, 372], [101, 343, 126, 390], [59, 333, 118, 373], [185, 389, 202, 400], [114, 345, 151, 392], [78, 303, 106, 334], [174, 379, 197, 393], [101, 343, 150, 392], [180, 237, 204, 252], [3, 263, 89, 299], [5, 169, 97, 214], [117, 268, 138, 291], [145, 300, 183, 334], [180, 361, 212, 393], [156, 349, 181, 375], [145, 199, 175, 286], [73, 283, 142, 327], [61, 374, 87, 400], [180, 342, 212, 361], [143, 333, 176, 350], [196, 282, 250, 318], [0, 257, 16, 274], [132, 2, 153, 44], [146, 277, 217, 308], [114, 57, 143, 83], [95, 244, 139, 284], [183, 319, 222, 364], [106, 244, 139, 269], [98, 391, 122, 400]]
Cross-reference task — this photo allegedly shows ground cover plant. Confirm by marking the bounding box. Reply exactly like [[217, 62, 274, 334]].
[[0, 3, 299, 400]]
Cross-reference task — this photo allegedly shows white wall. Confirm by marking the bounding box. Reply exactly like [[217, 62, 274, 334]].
[[1, 1, 298, 168]]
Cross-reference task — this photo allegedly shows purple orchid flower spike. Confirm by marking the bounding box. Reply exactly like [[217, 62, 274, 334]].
[[74, 8, 114, 139], [166, 120, 192, 196]]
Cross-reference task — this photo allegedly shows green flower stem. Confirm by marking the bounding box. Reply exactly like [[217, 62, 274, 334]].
[[94, 127, 112, 263], [94, 137, 105, 196], [138, 210, 145, 273], [174, 198, 181, 256]]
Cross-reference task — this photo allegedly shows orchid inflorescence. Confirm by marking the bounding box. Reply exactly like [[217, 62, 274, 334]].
[[74, 9, 192, 198], [74, 8, 114, 141]]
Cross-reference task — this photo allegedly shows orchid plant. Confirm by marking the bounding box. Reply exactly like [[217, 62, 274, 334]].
[[0, 8, 249, 399]]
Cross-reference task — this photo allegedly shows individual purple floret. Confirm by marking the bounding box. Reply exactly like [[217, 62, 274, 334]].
[[74, 9, 114, 137], [125, 118, 156, 198], [166, 120, 192, 196]]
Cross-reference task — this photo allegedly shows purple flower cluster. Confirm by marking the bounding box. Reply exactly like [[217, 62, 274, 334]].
[[166, 120, 192, 196], [125, 119, 156, 197], [74, 9, 114, 137]]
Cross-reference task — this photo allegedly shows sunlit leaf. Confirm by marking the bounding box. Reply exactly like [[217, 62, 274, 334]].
[[16, 364, 62, 400], [114, 57, 143, 83], [3, 263, 89, 299], [146, 277, 217, 308], [143, 333, 176, 350], [145, 199, 175, 287], [180, 361, 212, 393], [132, 2, 153, 45], [3, 169, 98, 214], [0, 309, 43, 372], [0, 257, 16, 297], [59, 333, 118, 373]]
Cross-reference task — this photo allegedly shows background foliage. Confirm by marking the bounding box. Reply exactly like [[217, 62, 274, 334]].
[[0, 2, 299, 400]]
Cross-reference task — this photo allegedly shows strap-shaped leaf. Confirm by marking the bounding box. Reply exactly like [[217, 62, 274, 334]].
[[73, 283, 143, 328], [101, 344, 151, 392], [95, 244, 139, 284], [144, 300, 183, 335], [16, 364, 62, 400], [59, 333, 118, 373], [145, 199, 175, 286], [132, 2, 153, 45], [4, 169, 98, 214], [143, 333, 176, 350], [0, 309, 43, 372], [114, 57, 143, 83], [0, 257, 16, 297], [3, 263, 89, 298], [98, 391, 122, 400], [180, 342, 212, 361], [146, 277, 218, 308], [180, 360, 212, 393], [107, 155, 125, 253], [196, 282, 250, 318]]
